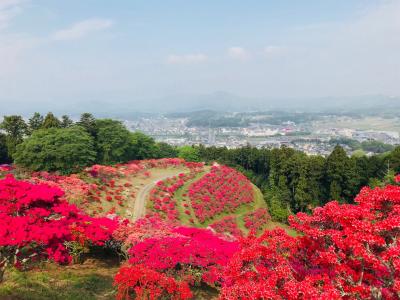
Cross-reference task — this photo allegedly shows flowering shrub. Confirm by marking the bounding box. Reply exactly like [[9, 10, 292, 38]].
[[243, 208, 271, 233], [221, 183, 400, 299], [188, 166, 254, 223], [30, 171, 97, 204], [114, 264, 192, 300], [86, 164, 123, 181], [149, 172, 200, 221], [0, 164, 12, 173], [0, 175, 117, 280], [220, 229, 340, 300], [114, 216, 239, 297], [209, 216, 242, 238]]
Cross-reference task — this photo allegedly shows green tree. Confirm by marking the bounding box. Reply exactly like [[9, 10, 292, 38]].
[[130, 132, 158, 160], [325, 145, 348, 201], [42, 112, 61, 129], [294, 176, 313, 212], [387, 146, 400, 173], [28, 112, 44, 133], [95, 119, 133, 164], [14, 127, 96, 174], [0, 133, 10, 163], [78, 113, 97, 137], [178, 145, 200, 162], [60, 115, 74, 128], [0, 115, 28, 157], [156, 142, 178, 158]]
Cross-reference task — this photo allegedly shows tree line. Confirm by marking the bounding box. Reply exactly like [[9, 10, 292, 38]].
[[195, 144, 400, 221], [0, 113, 179, 173]]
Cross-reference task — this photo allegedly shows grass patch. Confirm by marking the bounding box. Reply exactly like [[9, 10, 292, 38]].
[[0, 261, 118, 300]]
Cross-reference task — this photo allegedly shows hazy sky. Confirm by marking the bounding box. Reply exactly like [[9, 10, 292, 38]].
[[0, 0, 399, 108]]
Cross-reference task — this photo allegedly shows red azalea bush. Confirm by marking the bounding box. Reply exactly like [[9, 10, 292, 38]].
[[0, 164, 12, 173], [114, 264, 192, 300], [243, 207, 271, 233], [0, 175, 117, 279], [188, 166, 254, 223], [221, 183, 400, 299], [30, 171, 98, 204], [113, 216, 239, 297], [209, 216, 243, 238], [220, 229, 340, 300], [149, 171, 202, 222]]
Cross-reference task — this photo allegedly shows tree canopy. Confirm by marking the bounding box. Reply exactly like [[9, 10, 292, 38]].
[[95, 119, 133, 165], [14, 126, 96, 174], [178, 146, 200, 162]]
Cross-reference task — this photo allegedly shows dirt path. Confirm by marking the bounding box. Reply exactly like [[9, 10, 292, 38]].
[[132, 171, 187, 221]]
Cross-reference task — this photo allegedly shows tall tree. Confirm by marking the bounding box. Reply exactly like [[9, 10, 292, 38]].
[[60, 115, 74, 128], [325, 145, 348, 201], [42, 112, 61, 129], [388, 146, 400, 173], [95, 119, 133, 164], [130, 132, 158, 160], [0, 133, 10, 163], [28, 112, 44, 133], [78, 113, 97, 137], [0, 115, 28, 157], [156, 142, 178, 158]]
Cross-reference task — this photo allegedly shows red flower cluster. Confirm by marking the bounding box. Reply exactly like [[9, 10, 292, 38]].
[[243, 208, 271, 233], [30, 172, 97, 204], [149, 172, 200, 221], [0, 164, 12, 173], [0, 175, 117, 271], [395, 174, 400, 184], [221, 183, 400, 299], [113, 216, 239, 297], [114, 264, 192, 300], [188, 166, 254, 223], [210, 216, 243, 238]]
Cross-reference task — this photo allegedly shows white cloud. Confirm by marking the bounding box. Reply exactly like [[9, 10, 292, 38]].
[[264, 46, 286, 56], [227, 46, 249, 60], [166, 53, 208, 64], [52, 18, 113, 41], [0, 0, 25, 29]]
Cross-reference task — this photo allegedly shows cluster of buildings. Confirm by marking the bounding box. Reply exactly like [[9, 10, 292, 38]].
[[124, 116, 399, 156]]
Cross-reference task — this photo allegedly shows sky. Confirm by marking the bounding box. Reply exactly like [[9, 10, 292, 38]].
[[0, 0, 399, 112]]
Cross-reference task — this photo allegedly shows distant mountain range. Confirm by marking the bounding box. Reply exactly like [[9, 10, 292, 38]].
[[1, 93, 399, 118]]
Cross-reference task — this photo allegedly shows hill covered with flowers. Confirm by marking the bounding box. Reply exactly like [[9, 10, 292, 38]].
[[0, 161, 399, 299]]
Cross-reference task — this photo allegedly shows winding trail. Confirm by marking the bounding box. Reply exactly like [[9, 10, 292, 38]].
[[132, 171, 188, 221]]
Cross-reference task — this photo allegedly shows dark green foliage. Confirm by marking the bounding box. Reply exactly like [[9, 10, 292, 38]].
[[42, 112, 61, 129], [61, 115, 74, 128], [156, 142, 178, 158], [178, 145, 200, 162], [129, 132, 158, 160], [95, 119, 133, 164], [0, 115, 28, 157], [387, 146, 400, 173], [14, 127, 96, 174], [0, 133, 10, 164], [329, 137, 394, 153], [28, 112, 44, 133], [78, 113, 98, 137]]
